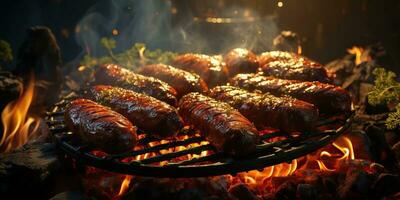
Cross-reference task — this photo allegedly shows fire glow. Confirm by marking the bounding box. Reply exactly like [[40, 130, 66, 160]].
[[112, 135, 357, 198], [0, 76, 41, 153]]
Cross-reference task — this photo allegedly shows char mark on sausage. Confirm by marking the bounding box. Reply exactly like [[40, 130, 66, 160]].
[[178, 93, 259, 156]]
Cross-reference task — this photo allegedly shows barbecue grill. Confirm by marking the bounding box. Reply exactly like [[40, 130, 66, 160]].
[[46, 93, 354, 178]]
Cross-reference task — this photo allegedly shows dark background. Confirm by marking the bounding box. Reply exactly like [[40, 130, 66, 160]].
[[0, 0, 399, 71]]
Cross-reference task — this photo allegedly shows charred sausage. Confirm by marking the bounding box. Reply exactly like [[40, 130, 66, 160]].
[[64, 99, 137, 154], [209, 86, 319, 132], [94, 64, 178, 106], [172, 54, 229, 87], [258, 51, 331, 83], [223, 48, 259, 77], [230, 73, 351, 114], [138, 64, 208, 98], [85, 85, 184, 138], [178, 93, 259, 156]]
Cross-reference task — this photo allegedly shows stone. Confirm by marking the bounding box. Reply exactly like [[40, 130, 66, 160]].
[[0, 141, 61, 199]]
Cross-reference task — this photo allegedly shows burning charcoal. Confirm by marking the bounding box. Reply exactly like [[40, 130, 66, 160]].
[[228, 183, 260, 200], [296, 184, 317, 200], [337, 170, 374, 200], [193, 177, 233, 199], [14, 26, 63, 108], [83, 170, 128, 200], [372, 173, 400, 198], [122, 178, 175, 200], [0, 141, 61, 199], [273, 181, 297, 200], [49, 191, 92, 200]]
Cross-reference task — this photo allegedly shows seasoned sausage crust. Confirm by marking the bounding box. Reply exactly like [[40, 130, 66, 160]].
[[178, 93, 259, 156], [94, 64, 178, 106], [86, 85, 183, 138], [223, 48, 259, 77], [172, 54, 229, 87], [231, 73, 351, 114], [258, 51, 331, 83], [209, 86, 319, 132], [64, 99, 137, 154], [138, 64, 208, 98]]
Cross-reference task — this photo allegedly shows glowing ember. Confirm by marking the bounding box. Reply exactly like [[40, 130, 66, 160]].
[[0, 75, 41, 153], [108, 134, 358, 199]]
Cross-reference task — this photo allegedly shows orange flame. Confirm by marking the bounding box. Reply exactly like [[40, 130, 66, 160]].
[[347, 46, 371, 65], [297, 45, 302, 55], [118, 175, 132, 197], [113, 135, 357, 198], [0, 76, 41, 153]]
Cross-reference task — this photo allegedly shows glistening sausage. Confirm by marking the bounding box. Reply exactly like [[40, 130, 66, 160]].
[[178, 93, 259, 156], [64, 99, 137, 154], [85, 85, 184, 138]]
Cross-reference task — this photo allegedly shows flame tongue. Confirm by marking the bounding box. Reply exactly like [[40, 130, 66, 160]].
[[0, 75, 41, 153]]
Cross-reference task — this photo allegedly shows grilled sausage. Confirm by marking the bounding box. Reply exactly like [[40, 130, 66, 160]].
[[85, 85, 184, 138], [64, 99, 137, 154], [258, 51, 297, 67], [230, 73, 351, 114], [223, 48, 259, 77], [258, 51, 331, 83], [138, 64, 208, 98], [172, 54, 229, 87], [178, 93, 259, 156], [94, 64, 178, 106], [209, 86, 319, 132]]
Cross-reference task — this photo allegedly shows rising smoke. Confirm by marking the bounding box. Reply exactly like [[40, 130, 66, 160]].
[[74, 0, 279, 59]]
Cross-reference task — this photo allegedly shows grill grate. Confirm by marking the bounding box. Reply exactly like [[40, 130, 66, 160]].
[[46, 94, 354, 177]]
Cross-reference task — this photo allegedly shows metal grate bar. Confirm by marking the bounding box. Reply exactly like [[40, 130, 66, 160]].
[[110, 136, 204, 159], [139, 144, 215, 164]]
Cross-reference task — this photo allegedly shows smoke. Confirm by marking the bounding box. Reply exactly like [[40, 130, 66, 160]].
[[74, 0, 279, 58]]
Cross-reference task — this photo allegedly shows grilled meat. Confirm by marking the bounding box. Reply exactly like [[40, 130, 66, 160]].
[[138, 64, 208, 98], [258, 51, 331, 83], [209, 86, 319, 132], [94, 64, 178, 106], [64, 99, 137, 154], [178, 93, 260, 156], [223, 48, 259, 77], [258, 51, 297, 67], [85, 85, 184, 138], [231, 73, 351, 114], [172, 54, 229, 87]]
